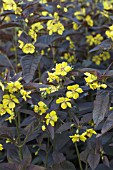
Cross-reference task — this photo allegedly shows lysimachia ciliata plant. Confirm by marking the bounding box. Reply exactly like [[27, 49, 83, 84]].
[[1, 0, 113, 170]]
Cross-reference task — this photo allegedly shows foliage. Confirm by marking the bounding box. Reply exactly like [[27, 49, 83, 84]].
[[1, 0, 113, 170]]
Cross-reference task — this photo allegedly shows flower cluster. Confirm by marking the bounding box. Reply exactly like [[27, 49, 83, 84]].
[[34, 101, 48, 115], [40, 85, 60, 96], [28, 22, 44, 42], [92, 52, 110, 65], [66, 36, 75, 49], [66, 84, 83, 99], [74, 8, 86, 20], [0, 144, 3, 151], [84, 72, 107, 90], [61, 53, 76, 63], [0, 78, 31, 122], [18, 41, 35, 54], [45, 110, 58, 127], [106, 25, 113, 41], [47, 62, 72, 83], [86, 34, 103, 46], [85, 15, 93, 27], [103, 1, 113, 10], [56, 97, 72, 109], [70, 129, 97, 143], [56, 84, 83, 109], [2, 0, 22, 15], [34, 101, 58, 129], [47, 12, 65, 35]]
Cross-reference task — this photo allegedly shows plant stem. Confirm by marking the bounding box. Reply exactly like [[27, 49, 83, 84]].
[[15, 112, 23, 161], [13, 28, 18, 73], [85, 161, 88, 170], [75, 143, 83, 170], [45, 135, 50, 167], [38, 62, 41, 81]]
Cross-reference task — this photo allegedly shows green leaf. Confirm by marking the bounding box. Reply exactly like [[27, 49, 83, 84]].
[[48, 125, 54, 140], [93, 91, 109, 126], [102, 111, 113, 134], [35, 34, 60, 49], [0, 54, 14, 69], [0, 163, 18, 170], [49, 161, 76, 170], [7, 146, 20, 164], [0, 126, 13, 139], [35, 30, 75, 50], [87, 153, 100, 170], [0, 22, 21, 29], [56, 122, 73, 134], [20, 55, 41, 83], [52, 152, 65, 164], [7, 145, 32, 167], [27, 164, 45, 170]]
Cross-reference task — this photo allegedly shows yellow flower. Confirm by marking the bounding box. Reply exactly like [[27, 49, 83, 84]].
[[47, 72, 60, 83], [92, 52, 110, 65], [72, 22, 79, 30], [99, 83, 107, 89], [18, 30, 23, 37], [0, 103, 12, 115], [20, 89, 31, 101], [39, 0, 47, 4], [66, 36, 75, 49], [89, 82, 99, 90], [0, 81, 4, 91], [42, 125, 46, 131], [47, 13, 64, 35], [66, 84, 83, 99], [0, 144, 3, 151], [84, 72, 97, 84], [3, 94, 19, 109], [62, 53, 75, 63], [74, 8, 86, 20], [40, 85, 59, 95], [28, 29, 37, 42], [86, 35, 94, 46], [56, 97, 72, 109], [3, 0, 17, 11], [55, 22, 65, 35], [84, 72, 107, 90], [45, 110, 58, 126], [22, 43, 35, 54], [85, 129, 97, 138], [70, 133, 87, 143], [6, 80, 23, 93], [18, 40, 24, 49], [106, 25, 113, 41], [41, 50, 45, 55], [4, 16, 11, 22], [54, 12, 59, 20], [47, 20, 57, 35], [34, 101, 48, 115], [42, 11, 48, 16], [94, 34, 103, 45], [5, 112, 15, 123], [100, 52, 110, 61], [55, 62, 72, 76], [31, 22, 44, 32], [92, 55, 102, 65], [85, 15, 93, 27], [103, 1, 112, 10], [57, 5, 61, 9], [14, 6, 22, 15], [64, 7, 68, 12]]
